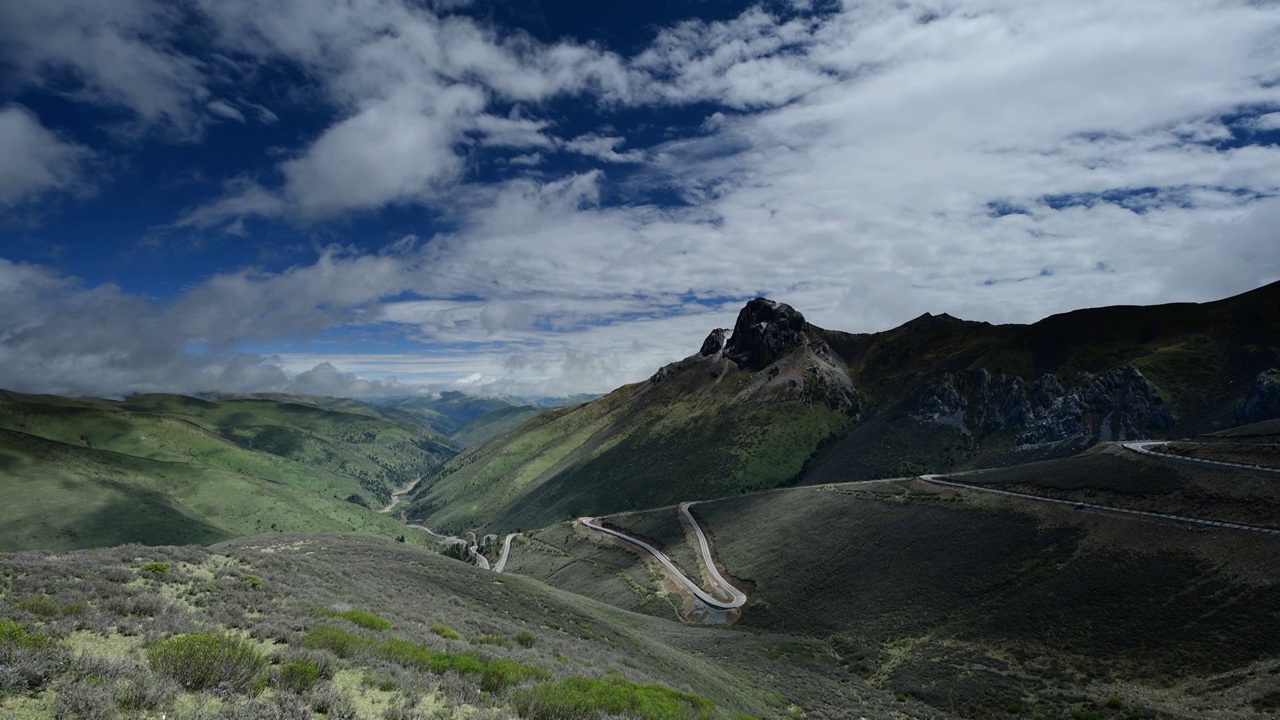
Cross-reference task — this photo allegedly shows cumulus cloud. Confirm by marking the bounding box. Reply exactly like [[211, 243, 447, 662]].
[[0, 107, 91, 207], [4, 0, 1280, 398], [0, 0, 209, 137]]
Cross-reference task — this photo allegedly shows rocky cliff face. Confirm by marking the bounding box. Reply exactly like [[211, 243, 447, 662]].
[[723, 298, 813, 371], [1240, 370, 1280, 425], [914, 365, 1176, 445]]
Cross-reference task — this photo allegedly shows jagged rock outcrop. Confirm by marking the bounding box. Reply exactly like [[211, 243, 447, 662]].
[[724, 298, 811, 371], [700, 328, 728, 357], [1239, 370, 1280, 424], [915, 365, 1176, 445]]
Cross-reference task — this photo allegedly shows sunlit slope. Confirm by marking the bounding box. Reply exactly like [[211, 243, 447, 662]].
[[0, 391, 454, 506], [406, 359, 853, 533], [0, 428, 439, 551]]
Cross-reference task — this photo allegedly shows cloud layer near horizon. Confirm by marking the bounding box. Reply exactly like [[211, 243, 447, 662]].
[[1, 0, 1279, 398]]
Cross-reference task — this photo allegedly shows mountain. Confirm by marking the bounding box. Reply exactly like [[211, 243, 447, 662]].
[[0, 391, 456, 550], [407, 282, 1280, 533]]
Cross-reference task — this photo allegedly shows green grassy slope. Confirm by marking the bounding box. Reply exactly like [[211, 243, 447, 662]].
[[509, 469, 1280, 719], [0, 428, 442, 552], [0, 392, 454, 507], [0, 533, 901, 720], [407, 358, 853, 533], [448, 404, 542, 448]]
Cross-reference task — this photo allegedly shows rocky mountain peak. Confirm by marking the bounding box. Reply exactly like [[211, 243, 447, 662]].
[[723, 298, 812, 371]]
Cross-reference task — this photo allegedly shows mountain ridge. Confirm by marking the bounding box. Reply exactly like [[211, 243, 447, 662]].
[[407, 282, 1280, 533]]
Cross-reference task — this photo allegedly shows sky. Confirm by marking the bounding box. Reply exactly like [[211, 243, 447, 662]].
[[1, 0, 1279, 399]]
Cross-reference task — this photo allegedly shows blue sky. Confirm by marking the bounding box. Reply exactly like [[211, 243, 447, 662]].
[[2, 0, 1279, 398]]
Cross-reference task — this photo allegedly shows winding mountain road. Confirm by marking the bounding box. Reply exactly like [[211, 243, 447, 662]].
[[493, 533, 520, 573], [379, 476, 424, 513], [917, 472, 1280, 536], [580, 511, 746, 610], [1122, 441, 1280, 474]]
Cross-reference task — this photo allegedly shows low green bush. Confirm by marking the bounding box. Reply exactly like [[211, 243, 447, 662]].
[[0, 619, 51, 648], [241, 574, 262, 589], [274, 659, 321, 693], [372, 638, 547, 691], [516, 631, 537, 648], [60, 601, 90, 617], [146, 632, 266, 692], [15, 597, 60, 617], [330, 609, 391, 631], [470, 634, 515, 649], [430, 622, 460, 640], [139, 562, 170, 576], [1105, 697, 1124, 709], [513, 676, 719, 720], [302, 626, 369, 658]]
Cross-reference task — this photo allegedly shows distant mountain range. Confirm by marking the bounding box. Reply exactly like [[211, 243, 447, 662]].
[[406, 281, 1280, 533]]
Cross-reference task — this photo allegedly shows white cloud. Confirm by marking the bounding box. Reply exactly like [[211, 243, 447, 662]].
[[0, 107, 91, 206], [0, 0, 209, 136], [562, 134, 646, 163], [5, 0, 1280, 398], [207, 100, 246, 123]]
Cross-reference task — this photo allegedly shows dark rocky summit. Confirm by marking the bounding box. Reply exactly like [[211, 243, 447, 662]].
[[915, 365, 1176, 445], [700, 328, 728, 357], [723, 298, 811, 371]]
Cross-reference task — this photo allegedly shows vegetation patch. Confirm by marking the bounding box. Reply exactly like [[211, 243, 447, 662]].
[[14, 597, 60, 617], [0, 619, 51, 648], [329, 609, 391, 631], [138, 561, 171, 576], [373, 637, 548, 691], [429, 622, 459, 639], [146, 631, 266, 692], [514, 676, 720, 720]]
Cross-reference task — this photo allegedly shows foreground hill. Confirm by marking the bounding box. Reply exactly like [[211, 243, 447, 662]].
[[408, 282, 1280, 533], [0, 392, 457, 550], [0, 533, 906, 719], [506, 442, 1280, 719]]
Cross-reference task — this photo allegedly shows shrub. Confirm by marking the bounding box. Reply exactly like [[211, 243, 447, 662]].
[[302, 627, 369, 658], [330, 610, 391, 631], [1106, 697, 1124, 710], [16, 597, 60, 617], [0, 619, 51, 648], [470, 634, 515, 649], [274, 660, 321, 693], [61, 601, 90, 617], [516, 631, 537, 648], [514, 676, 719, 720], [52, 676, 117, 720], [429, 623, 460, 640], [146, 632, 266, 693], [241, 575, 262, 589], [113, 667, 178, 712], [139, 562, 170, 576], [1070, 711, 1101, 720], [371, 638, 547, 692]]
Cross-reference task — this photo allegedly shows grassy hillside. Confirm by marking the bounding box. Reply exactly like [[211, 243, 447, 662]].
[[507, 455, 1280, 719], [449, 405, 542, 448], [0, 391, 454, 508], [0, 428, 442, 552], [416, 283, 1280, 533], [0, 533, 906, 720]]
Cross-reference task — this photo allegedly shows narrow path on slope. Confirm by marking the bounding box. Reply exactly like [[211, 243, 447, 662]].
[[1122, 441, 1280, 474], [916, 474, 1280, 536], [580, 514, 746, 610], [379, 476, 425, 513], [493, 533, 520, 573]]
